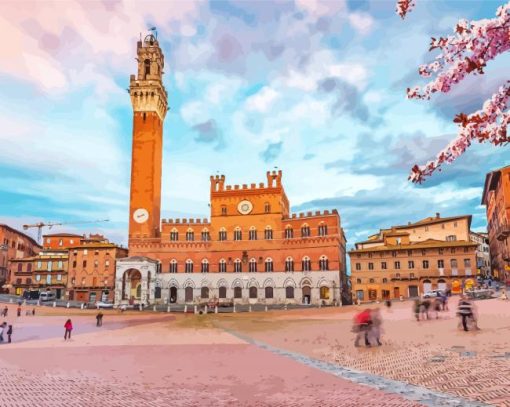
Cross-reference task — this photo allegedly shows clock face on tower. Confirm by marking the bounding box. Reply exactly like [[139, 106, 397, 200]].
[[133, 208, 149, 223], [237, 200, 253, 215]]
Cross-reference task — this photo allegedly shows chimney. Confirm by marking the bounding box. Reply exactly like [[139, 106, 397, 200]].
[[436, 212, 440, 219]]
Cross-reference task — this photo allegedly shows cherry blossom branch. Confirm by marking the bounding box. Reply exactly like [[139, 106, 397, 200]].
[[396, 0, 415, 19], [409, 82, 510, 183], [405, 2, 510, 182]]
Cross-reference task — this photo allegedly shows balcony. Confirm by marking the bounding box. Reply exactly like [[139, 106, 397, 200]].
[[496, 224, 510, 241]]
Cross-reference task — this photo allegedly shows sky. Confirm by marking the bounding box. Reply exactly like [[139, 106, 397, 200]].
[[0, 0, 508, 249]]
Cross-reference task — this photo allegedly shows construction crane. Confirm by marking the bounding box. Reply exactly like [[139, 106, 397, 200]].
[[23, 219, 110, 244]]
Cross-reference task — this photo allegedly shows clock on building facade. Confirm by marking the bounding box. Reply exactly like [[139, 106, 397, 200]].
[[237, 200, 253, 215]]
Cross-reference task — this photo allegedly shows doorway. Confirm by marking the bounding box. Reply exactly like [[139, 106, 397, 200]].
[[393, 287, 400, 298], [169, 287, 177, 303], [408, 286, 419, 297], [56, 289, 62, 299], [185, 287, 193, 302], [302, 286, 311, 304]]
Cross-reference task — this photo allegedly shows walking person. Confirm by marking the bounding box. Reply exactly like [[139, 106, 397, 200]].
[[32, 308, 35, 316], [353, 309, 372, 347], [433, 298, 442, 319], [457, 296, 473, 332], [64, 319, 73, 340], [2, 306, 8, 317], [420, 299, 431, 320], [6, 325, 12, 343], [369, 308, 383, 346], [96, 311, 103, 327], [0, 322, 6, 342], [413, 299, 421, 321], [17, 306, 21, 317]]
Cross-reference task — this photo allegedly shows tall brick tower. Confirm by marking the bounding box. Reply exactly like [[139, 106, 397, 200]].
[[128, 33, 168, 240]]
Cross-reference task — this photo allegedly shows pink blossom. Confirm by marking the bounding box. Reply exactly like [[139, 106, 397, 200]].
[[396, 0, 415, 19], [403, 1, 510, 182]]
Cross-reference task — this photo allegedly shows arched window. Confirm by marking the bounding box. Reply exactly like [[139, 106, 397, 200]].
[[265, 258, 273, 272], [219, 286, 227, 298], [218, 227, 227, 241], [155, 285, 162, 299], [356, 278, 362, 284], [285, 225, 294, 239], [144, 59, 151, 78], [265, 286, 274, 298], [234, 227, 242, 241], [234, 259, 242, 273], [369, 278, 375, 283], [301, 224, 310, 237], [201, 228, 210, 241], [27, 263, 32, 273], [185, 259, 193, 273], [170, 228, 179, 241], [249, 258, 257, 273], [264, 226, 273, 240], [201, 259, 209, 273], [318, 223, 328, 236], [221, 205, 227, 215], [286, 286, 294, 299], [249, 286, 257, 298], [201, 287, 209, 298], [285, 257, 294, 272], [264, 202, 271, 213], [186, 229, 194, 242], [382, 278, 388, 283], [219, 259, 226, 273], [17, 263, 22, 272], [249, 226, 257, 240], [234, 286, 242, 298], [169, 259, 178, 273], [302, 256, 311, 271], [319, 255, 329, 271]]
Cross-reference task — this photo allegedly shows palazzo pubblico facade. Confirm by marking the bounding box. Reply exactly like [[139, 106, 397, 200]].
[[115, 34, 348, 306]]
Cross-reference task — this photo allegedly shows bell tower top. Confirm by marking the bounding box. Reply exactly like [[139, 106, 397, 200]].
[[129, 31, 168, 121]]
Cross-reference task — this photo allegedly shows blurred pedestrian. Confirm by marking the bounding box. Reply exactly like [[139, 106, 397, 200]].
[[413, 299, 421, 321], [433, 298, 442, 319], [17, 306, 21, 317], [6, 325, 12, 343], [1, 306, 7, 317], [96, 311, 103, 327], [32, 308, 35, 316], [64, 319, 73, 340], [0, 322, 6, 342], [369, 308, 383, 346], [353, 309, 372, 347], [457, 296, 473, 332], [385, 299, 391, 310], [420, 299, 431, 320]]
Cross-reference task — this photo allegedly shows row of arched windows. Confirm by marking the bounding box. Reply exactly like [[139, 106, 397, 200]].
[[169, 224, 329, 242], [167, 256, 330, 273], [198, 286, 296, 299]]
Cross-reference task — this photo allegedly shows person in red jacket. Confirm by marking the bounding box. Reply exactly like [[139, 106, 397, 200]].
[[64, 319, 73, 340], [353, 309, 372, 347]]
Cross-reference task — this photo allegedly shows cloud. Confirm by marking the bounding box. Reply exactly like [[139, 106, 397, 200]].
[[192, 119, 224, 149], [245, 86, 279, 112], [260, 141, 283, 163], [318, 77, 371, 122], [303, 153, 315, 160], [348, 12, 374, 35]]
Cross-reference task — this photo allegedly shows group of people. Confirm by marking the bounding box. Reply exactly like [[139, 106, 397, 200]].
[[0, 322, 13, 343], [413, 294, 449, 321], [352, 308, 383, 347]]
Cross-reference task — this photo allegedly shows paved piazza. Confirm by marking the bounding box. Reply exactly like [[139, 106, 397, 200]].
[[0, 298, 508, 406]]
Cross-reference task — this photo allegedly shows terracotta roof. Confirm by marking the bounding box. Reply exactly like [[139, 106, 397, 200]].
[[0, 224, 41, 248], [481, 165, 510, 205], [68, 243, 125, 249], [117, 256, 159, 263], [349, 239, 477, 254], [43, 233, 83, 238], [395, 214, 471, 229]]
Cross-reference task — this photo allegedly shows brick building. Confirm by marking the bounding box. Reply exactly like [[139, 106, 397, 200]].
[[115, 34, 348, 306], [0, 224, 41, 289], [469, 231, 490, 277], [482, 165, 510, 283], [10, 250, 68, 298], [349, 214, 478, 302], [67, 240, 128, 303], [9, 233, 126, 301]]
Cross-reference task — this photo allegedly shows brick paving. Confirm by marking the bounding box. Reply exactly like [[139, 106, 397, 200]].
[[218, 297, 510, 407], [0, 309, 422, 407], [0, 299, 507, 406]]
